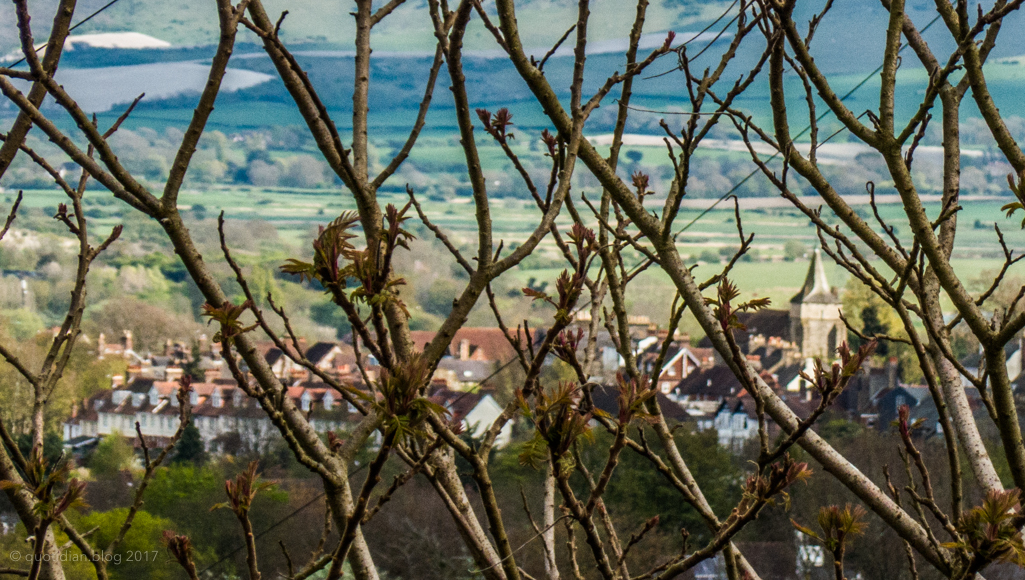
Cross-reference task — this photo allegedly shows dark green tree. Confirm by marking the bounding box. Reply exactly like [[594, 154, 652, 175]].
[[859, 305, 889, 356], [172, 421, 208, 465]]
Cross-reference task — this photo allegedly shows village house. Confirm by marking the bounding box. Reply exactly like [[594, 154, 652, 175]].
[[429, 386, 512, 448], [63, 376, 358, 454], [66, 329, 519, 453], [410, 327, 529, 390]]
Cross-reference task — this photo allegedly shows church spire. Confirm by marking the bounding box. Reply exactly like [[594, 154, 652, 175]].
[[791, 248, 837, 304]]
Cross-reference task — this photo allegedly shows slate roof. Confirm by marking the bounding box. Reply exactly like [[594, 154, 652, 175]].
[[126, 378, 155, 394], [750, 345, 784, 369], [698, 310, 792, 352], [588, 384, 690, 422], [772, 362, 804, 390], [429, 388, 485, 422], [254, 340, 302, 366], [305, 342, 338, 365]]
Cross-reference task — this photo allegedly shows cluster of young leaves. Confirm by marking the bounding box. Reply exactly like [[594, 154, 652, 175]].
[[518, 382, 593, 476], [800, 340, 878, 399], [281, 211, 360, 285], [355, 353, 448, 442], [476, 108, 515, 143], [944, 489, 1025, 569], [0, 449, 87, 523], [347, 203, 415, 315], [551, 328, 583, 366], [705, 278, 772, 334], [210, 460, 274, 517], [52, 203, 80, 236], [614, 372, 657, 426], [730, 455, 811, 521], [201, 299, 258, 344], [280, 204, 415, 314], [161, 530, 198, 576], [631, 171, 653, 203], [1001, 170, 1025, 228], [792, 504, 868, 555], [540, 129, 558, 158], [523, 225, 597, 324], [895, 403, 927, 439]]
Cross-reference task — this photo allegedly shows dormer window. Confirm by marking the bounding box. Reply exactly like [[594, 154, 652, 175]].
[[233, 390, 244, 407], [149, 388, 159, 406], [132, 393, 145, 407], [323, 392, 334, 410], [301, 392, 311, 412], [190, 390, 199, 406], [212, 390, 223, 408], [94, 399, 104, 410], [112, 390, 129, 405]]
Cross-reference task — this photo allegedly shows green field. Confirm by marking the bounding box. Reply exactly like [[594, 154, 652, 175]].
[[9, 183, 1018, 299], [10, 183, 1018, 251]]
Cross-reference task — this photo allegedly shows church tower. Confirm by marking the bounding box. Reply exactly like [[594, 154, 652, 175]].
[[789, 248, 844, 359]]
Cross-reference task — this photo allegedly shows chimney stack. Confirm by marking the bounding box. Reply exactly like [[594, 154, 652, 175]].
[[459, 339, 471, 360], [122, 330, 133, 354], [887, 357, 899, 391]]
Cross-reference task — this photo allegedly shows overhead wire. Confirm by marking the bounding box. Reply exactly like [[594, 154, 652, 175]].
[[671, 13, 943, 237], [645, 0, 741, 80], [8, 0, 125, 68], [196, 490, 328, 575]]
